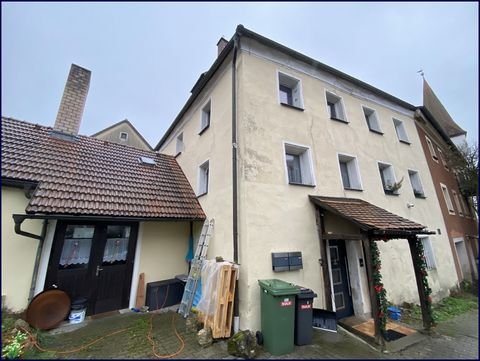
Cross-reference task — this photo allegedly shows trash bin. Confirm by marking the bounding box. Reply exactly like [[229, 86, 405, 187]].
[[258, 279, 300, 355], [69, 297, 88, 324], [294, 287, 317, 345]]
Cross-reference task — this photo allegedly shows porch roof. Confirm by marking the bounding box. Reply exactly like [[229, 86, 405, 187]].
[[309, 196, 431, 237]]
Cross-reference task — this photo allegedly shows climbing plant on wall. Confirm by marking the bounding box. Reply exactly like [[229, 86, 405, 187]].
[[369, 240, 388, 336]]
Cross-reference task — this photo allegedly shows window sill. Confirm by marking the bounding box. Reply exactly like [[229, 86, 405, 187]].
[[384, 190, 399, 196], [399, 139, 411, 145], [288, 182, 316, 188], [197, 192, 208, 198], [280, 102, 304, 111], [369, 129, 384, 135], [330, 117, 349, 124], [344, 187, 363, 192], [198, 125, 210, 136], [414, 194, 427, 199]]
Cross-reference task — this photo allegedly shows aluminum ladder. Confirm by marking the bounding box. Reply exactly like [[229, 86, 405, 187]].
[[178, 218, 214, 318]]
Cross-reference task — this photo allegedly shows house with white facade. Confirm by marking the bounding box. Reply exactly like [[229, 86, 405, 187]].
[[155, 25, 459, 339]]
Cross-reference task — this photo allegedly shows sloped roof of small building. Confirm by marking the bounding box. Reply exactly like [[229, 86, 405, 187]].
[[91, 118, 153, 150], [1, 117, 205, 220], [310, 196, 427, 234]]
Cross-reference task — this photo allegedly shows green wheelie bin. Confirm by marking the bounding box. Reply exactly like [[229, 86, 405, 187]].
[[258, 279, 300, 355]]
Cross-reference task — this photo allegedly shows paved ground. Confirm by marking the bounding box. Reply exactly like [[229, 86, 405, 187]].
[[23, 308, 478, 359]]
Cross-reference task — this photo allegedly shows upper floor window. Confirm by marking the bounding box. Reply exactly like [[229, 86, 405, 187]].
[[362, 106, 382, 133], [419, 236, 437, 270], [176, 132, 184, 155], [284, 142, 315, 186], [393, 118, 410, 144], [278, 72, 303, 109], [440, 183, 455, 215], [200, 100, 211, 134], [198, 160, 209, 196], [437, 148, 449, 171], [326, 91, 347, 122], [425, 136, 438, 162], [378, 162, 400, 195], [408, 170, 425, 198], [338, 154, 362, 190], [119, 132, 128, 141], [452, 190, 464, 217]]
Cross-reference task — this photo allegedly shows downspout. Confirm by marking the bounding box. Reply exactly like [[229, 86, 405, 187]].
[[13, 215, 48, 302], [232, 34, 240, 332]]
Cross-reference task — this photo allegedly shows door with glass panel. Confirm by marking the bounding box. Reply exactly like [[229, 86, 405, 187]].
[[329, 239, 354, 319], [45, 222, 138, 315]]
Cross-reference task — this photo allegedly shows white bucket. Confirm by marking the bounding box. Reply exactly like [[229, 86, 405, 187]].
[[68, 308, 86, 324]]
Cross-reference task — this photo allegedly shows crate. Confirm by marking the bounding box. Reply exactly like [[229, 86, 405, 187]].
[[145, 279, 184, 311]]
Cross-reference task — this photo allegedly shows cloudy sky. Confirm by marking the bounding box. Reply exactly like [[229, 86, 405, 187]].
[[2, 2, 478, 147]]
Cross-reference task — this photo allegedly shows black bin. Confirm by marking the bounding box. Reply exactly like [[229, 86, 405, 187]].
[[294, 287, 317, 346]]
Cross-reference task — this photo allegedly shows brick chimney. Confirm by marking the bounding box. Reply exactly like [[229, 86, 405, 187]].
[[217, 37, 228, 56], [54, 64, 91, 135]]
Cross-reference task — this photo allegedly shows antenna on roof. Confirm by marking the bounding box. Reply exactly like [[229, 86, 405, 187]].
[[417, 69, 424, 78]]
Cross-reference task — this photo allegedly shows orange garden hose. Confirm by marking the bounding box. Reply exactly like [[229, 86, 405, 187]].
[[20, 285, 185, 358]]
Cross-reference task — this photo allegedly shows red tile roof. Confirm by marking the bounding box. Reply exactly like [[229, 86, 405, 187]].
[[309, 196, 427, 233], [2, 117, 205, 219]]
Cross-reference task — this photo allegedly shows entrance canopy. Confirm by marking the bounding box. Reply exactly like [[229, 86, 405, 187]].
[[309, 196, 433, 238]]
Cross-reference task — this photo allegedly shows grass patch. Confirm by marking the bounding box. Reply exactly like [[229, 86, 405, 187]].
[[399, 292, 478, 325]]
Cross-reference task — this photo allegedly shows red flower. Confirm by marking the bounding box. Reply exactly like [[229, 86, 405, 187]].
[[374, 285, 383, 293]]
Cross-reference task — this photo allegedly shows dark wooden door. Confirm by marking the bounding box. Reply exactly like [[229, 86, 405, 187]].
[[329, 240, 354, 319], [45, 221, 138, 315]]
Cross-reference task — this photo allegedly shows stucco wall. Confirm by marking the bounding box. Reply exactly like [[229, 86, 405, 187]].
[[159, 56, 234, 263], [94, 122, 151, 150], [1, 187, 43, 311]]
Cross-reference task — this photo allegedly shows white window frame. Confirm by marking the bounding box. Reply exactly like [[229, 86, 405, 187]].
[[175, 132, 184, 155], [277, 70, 304, 109], [408, 169, 425, 198], [440, 183, 455, 215], [377, 161, 399, 194], [393, 118, 410, 144], [452, 190, 464, 217], [325, 90, 347, 123], [425, 136, 438, 162], [283, 141, 316, 186], [119, 132, 128, 141], [437, 148, 449, 171], [197, 160, 210, 196], [199, 99, 211, 134], [337, 153, 363, 190], [361, 105, 382, 133], [418, 236, 437, 270]]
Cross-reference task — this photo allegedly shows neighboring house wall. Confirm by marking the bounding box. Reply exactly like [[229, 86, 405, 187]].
[[158, 38, 458, 330], [160, 54, 234, 263], [93, 122, 151, 150], [1, 187, 43, 311], [415, 121, 478, 282]]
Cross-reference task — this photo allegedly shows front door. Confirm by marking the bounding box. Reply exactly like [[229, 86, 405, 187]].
[[329, 240, 354, 319], [45, 221, 138, 315]]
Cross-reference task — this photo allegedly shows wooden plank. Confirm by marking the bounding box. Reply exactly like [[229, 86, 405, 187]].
[[135, 272, 145, 308], [315, 208, 332, 311]]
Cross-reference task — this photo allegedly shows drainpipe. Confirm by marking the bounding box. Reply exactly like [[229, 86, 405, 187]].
[[13, 215, 48, 302], [232, 34, 240, 332]]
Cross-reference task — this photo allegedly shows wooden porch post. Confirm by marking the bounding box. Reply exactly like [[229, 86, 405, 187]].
[[408, 236, 434, 331], [315, 207, 332, 311], [362, 238, 383, 345]]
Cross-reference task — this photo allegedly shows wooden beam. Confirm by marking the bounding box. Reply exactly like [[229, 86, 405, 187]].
[[315, 207, 332, 311], [408, 237, 434, 331], [322, 233, 364, 240], [362, 238, 383, 346]]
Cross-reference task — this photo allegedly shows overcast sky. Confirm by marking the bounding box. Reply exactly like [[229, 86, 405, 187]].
[[2, 2, 478, 147]]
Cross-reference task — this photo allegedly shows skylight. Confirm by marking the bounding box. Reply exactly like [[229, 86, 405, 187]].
[[139, 156, 156, 165]]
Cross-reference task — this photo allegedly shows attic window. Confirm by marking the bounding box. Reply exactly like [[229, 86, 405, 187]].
[[139, 156, 156, 165], [119, 132, 128, 141]]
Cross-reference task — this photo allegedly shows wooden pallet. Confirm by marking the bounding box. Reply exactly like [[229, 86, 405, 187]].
[[198, 264, 238, 338]]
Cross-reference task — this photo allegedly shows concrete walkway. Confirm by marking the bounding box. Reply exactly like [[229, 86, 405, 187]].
[[27, 308, 478, 359]]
